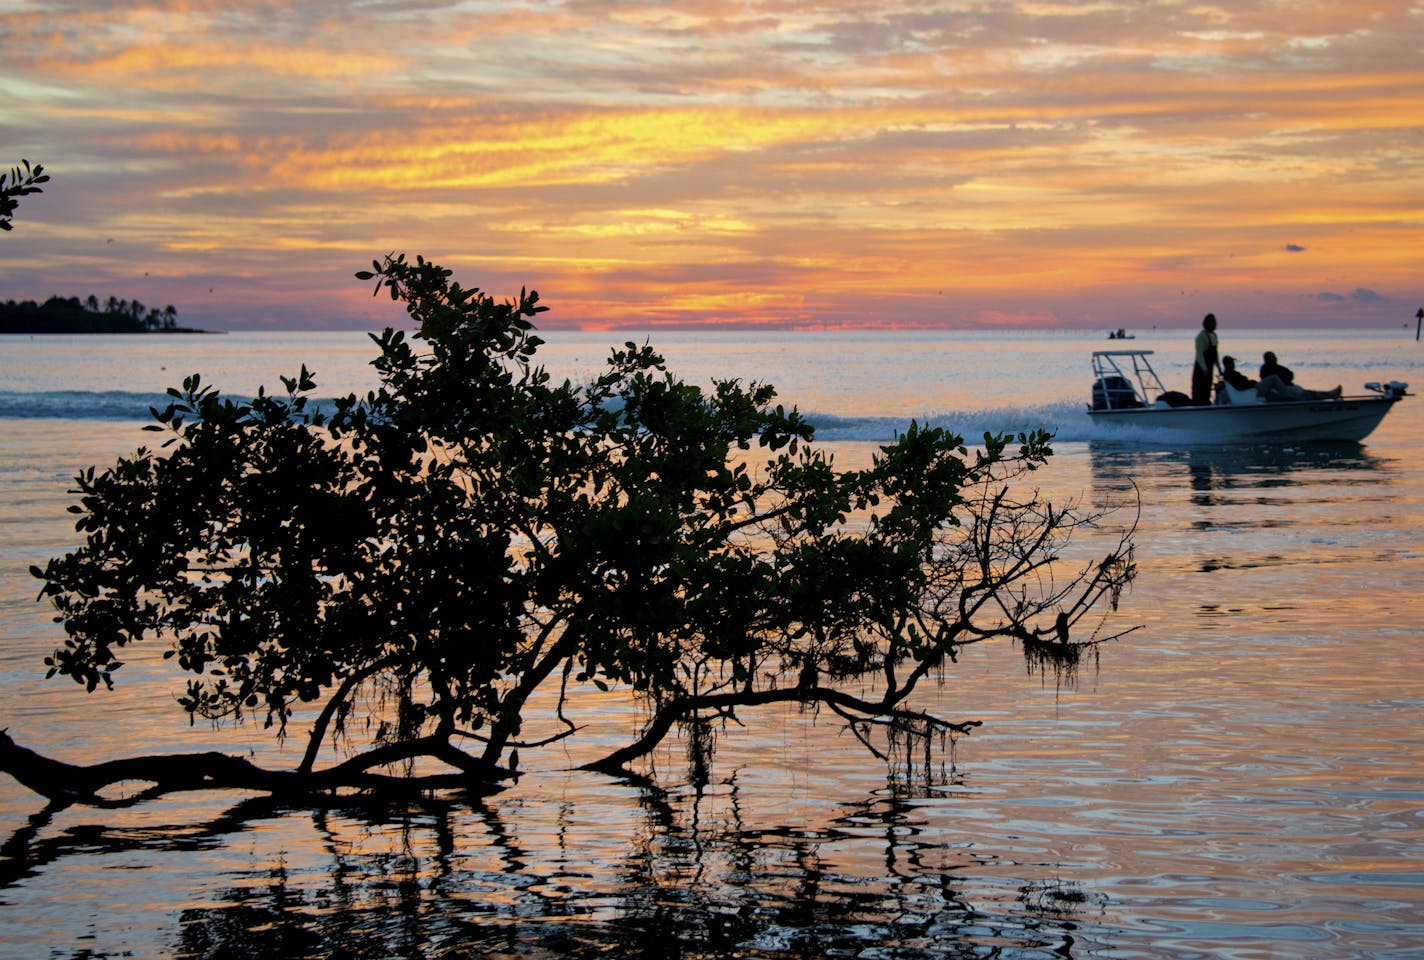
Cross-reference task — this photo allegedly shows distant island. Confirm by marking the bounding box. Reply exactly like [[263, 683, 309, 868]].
[[0, 295, 209, 334]]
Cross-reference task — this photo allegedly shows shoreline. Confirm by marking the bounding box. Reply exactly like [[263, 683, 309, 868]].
[[0, 327, 220, 335]]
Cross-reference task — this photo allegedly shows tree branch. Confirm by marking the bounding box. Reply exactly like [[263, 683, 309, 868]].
[[579, 685, 980, 775], [0, 729, 504, 807], [299, 655, 397, 774]]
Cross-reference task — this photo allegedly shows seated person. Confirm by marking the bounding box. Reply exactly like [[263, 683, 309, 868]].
[[1259, 352, 1342, 400], [1221, 356, 1257, 392], [1220, 356, 1286, 401]]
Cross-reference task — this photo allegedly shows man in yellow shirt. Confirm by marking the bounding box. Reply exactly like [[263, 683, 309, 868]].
[[1192, 313, 1220, 405]]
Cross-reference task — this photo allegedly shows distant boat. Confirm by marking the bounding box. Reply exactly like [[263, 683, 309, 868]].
[[1106, 328, 1135, 340], [1087, 350, 1408, 442]]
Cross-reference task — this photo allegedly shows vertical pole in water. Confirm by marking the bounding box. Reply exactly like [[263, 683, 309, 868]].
[[1416, 307, 1422, 341]]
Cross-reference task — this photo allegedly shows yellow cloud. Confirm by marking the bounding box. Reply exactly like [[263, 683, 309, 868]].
[[6, 1, 1421, 329], [281, 107, 881, 191]]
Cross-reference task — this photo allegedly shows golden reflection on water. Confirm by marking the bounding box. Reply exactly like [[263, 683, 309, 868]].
[[2, 414, 1423, 957]]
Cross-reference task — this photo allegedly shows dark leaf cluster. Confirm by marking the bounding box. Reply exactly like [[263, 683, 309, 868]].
[[1, 159, 48, 231]]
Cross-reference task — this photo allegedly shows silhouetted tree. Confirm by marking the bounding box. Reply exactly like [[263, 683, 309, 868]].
[[0, 292, 187, 334], [8, 253, 1135, 805], [0, 159, 47, 231]]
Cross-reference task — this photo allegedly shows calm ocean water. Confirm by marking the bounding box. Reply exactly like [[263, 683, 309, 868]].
[[1, 327, 1421, 958]]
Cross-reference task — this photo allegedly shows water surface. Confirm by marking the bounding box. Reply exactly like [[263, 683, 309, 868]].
[[0, 329, 1420, 958]]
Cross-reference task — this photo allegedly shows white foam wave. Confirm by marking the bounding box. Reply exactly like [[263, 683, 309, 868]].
[[807, 401, 1093, 444]]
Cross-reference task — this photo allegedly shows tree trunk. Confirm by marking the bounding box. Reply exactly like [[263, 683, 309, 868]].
[[0, 730, 504, 807]]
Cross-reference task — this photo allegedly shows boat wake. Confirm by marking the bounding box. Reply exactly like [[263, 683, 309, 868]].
[[0, 389, 179, 422], [2, 390, 1099, 445], [807, 402, 1094, 444]]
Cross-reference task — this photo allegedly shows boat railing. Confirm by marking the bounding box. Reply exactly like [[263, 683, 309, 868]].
[[1090, 350, 1168, 410]]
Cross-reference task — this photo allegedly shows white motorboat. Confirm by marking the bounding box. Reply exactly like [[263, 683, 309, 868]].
[[1088, 350, 1408, 442]]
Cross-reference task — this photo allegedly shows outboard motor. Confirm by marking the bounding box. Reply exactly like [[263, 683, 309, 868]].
[[1092, 375, 1143, 410], [1365, 381, 1410, 399]]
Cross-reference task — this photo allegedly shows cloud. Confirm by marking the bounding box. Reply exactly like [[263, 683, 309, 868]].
[[2, 1, 1422, 329], [1317, 288, 1387, 304]]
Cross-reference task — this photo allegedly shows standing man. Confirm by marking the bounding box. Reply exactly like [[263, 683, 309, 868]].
[[1192, 313, 1220, 405]]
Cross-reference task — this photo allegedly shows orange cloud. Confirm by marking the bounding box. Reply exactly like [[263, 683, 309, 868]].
[[2, 0, 1420, 330]]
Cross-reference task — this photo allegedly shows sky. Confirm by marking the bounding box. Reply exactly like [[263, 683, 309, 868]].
[[2, 0, 1422, 332]]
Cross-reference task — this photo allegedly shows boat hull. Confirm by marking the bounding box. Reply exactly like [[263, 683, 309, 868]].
[[1088, 396, 1400, 443]]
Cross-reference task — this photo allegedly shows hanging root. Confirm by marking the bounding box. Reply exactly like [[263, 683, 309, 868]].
[[1022, 635, 1101, 688]]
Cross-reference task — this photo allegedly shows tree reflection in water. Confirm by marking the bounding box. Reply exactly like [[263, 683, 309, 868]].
[[3, 780, 1100, 959]]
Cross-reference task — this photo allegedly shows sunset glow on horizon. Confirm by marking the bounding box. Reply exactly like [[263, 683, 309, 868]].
[[3, 1, 1421, 332]]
